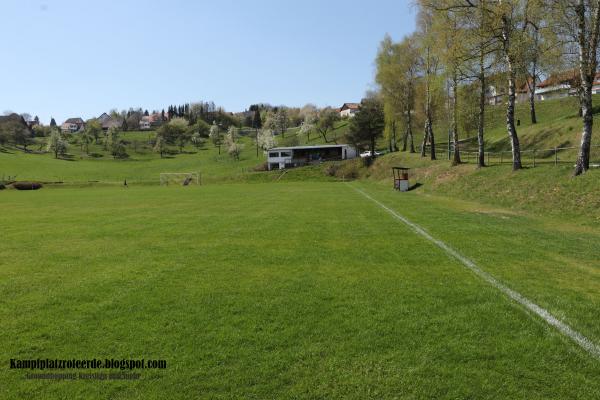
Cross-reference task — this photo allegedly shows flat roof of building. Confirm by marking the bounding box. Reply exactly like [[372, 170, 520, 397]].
[[269, 144, 350, 151]]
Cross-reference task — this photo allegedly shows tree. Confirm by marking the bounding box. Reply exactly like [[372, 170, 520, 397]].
[[300, 119, 314, 143], [252, 110, 262, 129], [315, 108, 339, 143], [299, 104, 317, 143], [81, 130, 93, 154], [273, 108, 289, 138], [376, 34, 419, 154], [176, 130, 191, 153], [551, 0, 600, 175], [46, 129, 67, 158], [191, 132, 205, 149], [429, 2, 470, 165], [209, 121, 222, 154], [154, 134, 166, 158], [50, 117, 57, 128], [32, 124, 51, 138], [106, 127, 127, 159], [225, 126, 242, 160], [417, 5, 441, 160], [3, 120, 32, 150], [495, 0, 527, 170], [346, 97, 385, 162], [156, 117, 188, 147], [86, 119, 102, 144], [257, 128, 276, 151]]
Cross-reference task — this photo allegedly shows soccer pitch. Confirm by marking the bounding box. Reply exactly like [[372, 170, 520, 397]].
[[2, 182, 600, 399]]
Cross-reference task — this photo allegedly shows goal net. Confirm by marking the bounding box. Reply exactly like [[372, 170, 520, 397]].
[[160, 172, 200, 186]]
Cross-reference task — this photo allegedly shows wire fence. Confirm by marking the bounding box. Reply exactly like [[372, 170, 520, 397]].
[[421, 144, 600, 167]]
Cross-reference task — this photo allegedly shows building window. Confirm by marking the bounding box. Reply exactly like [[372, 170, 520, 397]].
[[269, 152, 279, 158], [280, 151, 291, 157]]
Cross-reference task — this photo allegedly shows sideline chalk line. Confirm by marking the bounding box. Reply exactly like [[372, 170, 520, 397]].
[[349, 184, 600, 360]]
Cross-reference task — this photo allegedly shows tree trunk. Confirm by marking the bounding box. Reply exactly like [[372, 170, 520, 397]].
[[477, 54, 486, 168], [506, 68, 522, 170], [529, 86, 537, 124], [575, 82, 593, 175], [451, 73, 461, 165], [424, 45, 436, 160], [392, 120, 398, 152], [370, 135, 376, 162], [573, 3, 600, 176], [529, 31, 539, 124], [420, 122, 428, 157], [528, 67, 537, 124], [407, 107, 415, 153], [428, 117, 436, 160], [502, 15, 521, 170]]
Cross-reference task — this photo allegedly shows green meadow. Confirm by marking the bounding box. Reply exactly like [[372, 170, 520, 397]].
[[2, 182, 600, 399]]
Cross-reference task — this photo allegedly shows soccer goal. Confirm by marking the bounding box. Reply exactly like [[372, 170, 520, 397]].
[[159, 172, 201, 186]]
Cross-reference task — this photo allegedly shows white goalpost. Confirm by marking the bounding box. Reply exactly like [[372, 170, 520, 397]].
[[159, 172, 201, 186]]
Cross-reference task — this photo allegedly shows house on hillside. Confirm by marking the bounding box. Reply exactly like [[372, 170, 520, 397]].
[[101, 117, 125, 131], [485, 77, 537, 105], [536, 70, 579, 101], [61, 117, 85, 133], [339, 103, 359, 118], [139, 113, 163, 129], [266, 144, 356, 170], [139, 117, 151, 130], [97, 113, 111, 124], [0, 113, 32, 134]]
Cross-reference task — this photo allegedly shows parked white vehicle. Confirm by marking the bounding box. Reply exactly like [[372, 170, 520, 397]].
[[359, 150, 382, 158]]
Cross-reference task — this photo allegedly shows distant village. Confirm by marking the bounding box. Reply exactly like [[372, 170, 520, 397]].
[[6, 102, 361, 135]]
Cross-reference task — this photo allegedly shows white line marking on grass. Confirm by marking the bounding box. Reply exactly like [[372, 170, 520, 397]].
[[349, 184, 600, 360]]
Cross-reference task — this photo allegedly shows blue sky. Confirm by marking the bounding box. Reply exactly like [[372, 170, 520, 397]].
[[1, 0, 415, 124]]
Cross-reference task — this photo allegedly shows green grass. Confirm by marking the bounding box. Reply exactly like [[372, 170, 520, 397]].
[[0, 133, 265, 184], [2, 182, 600, 399], [362, 150, 600, 223]]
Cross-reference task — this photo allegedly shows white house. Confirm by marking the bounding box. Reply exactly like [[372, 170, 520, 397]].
[[536, 71, 579, 101], [267, 144, 357, 171], [139, 117, 152, 130], [339, 103, 359, 118]]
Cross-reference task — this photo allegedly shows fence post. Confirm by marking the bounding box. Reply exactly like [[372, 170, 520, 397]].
[[554, 147, 558, 166], [500, 151, 503, 164], [533, 149, 536, 168]]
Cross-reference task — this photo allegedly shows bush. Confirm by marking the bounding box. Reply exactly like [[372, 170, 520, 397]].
[[0, 183, 5, 190], [324, 163, 340, 177], [253, 162, 268, 171], [12, 181, 43, 190], [323, 160, 361, 180]]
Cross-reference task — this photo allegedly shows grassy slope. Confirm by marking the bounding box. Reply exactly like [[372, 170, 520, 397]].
[[0, 122, 351, 184], [2, 182, 600, 399]]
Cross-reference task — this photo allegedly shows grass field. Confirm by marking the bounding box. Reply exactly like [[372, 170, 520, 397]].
[[2, 181, 600, 399]]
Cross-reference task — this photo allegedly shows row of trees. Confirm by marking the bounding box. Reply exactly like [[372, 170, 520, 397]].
[[376, 0, 600, 176]]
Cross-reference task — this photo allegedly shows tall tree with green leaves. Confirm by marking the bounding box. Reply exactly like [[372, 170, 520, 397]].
[[416, 4, 441, 160], [376, 34, 420, 154], [346, 97, 385, 163], [86, 119, 102, 144], [315, 108, 339, 143]]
